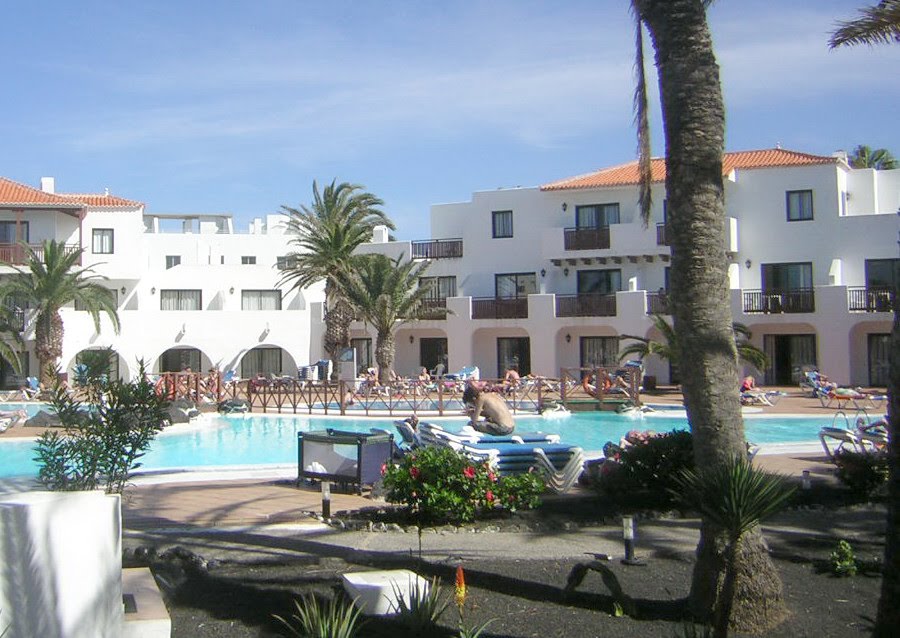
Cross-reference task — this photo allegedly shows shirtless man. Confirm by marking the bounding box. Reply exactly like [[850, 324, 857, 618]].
[[462, 382, 515, 435]]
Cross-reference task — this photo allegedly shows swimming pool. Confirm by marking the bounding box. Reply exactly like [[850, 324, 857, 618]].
[[0, 409, 844, 479]]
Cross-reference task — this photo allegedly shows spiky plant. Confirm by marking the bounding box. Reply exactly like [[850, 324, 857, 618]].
[[670, 456, 796, 638], [273, 594, 365, 638], [390, 577, 450, 633]]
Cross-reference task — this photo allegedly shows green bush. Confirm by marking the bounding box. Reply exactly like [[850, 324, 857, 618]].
[[832, 450, 888, 497], [595, 429, 695, 510], [274, 594, 364, 638], [829, 539, 858, 577], [33, 362, 170, 494], [382, 446, 543, 525]]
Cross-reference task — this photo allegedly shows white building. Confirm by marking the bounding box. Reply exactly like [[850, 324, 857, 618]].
[[0, 147, 896, 389]]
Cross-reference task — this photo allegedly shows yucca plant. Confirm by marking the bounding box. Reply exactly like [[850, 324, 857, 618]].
[[273, 593, 365, 638], [391, 576, 450, 634], [670, 455, 796, 638]]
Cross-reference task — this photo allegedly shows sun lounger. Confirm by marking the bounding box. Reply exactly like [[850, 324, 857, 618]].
[[818, 426, 865, 459]]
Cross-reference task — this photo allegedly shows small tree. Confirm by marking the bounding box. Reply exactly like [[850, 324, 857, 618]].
[[33, 362, 169, 494], [848, 144, 898, 170]]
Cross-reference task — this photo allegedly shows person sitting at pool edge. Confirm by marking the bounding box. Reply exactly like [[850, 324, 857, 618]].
[[462, 381, 515, 436]]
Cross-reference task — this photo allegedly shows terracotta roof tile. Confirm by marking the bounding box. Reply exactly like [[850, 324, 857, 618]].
[[0, 176, 142, 208], [541, 148, 839, 191]]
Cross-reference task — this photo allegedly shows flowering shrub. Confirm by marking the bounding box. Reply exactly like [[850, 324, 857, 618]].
[[382, 446, 544, 524], [594, 429, 695, 510]]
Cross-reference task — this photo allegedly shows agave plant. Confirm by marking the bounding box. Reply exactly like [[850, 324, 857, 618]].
[[273, 594, 365, 638], [390, 576, 450, 633], [670, 456, 796, 638]]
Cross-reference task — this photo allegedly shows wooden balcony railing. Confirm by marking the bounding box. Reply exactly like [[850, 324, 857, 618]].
[[0, 243, 81, 265], [563, 226, 610, 251], [656, 223, 669, 246], [555, 293, 617, 317], [848, 286, 895, 312], [742, 288, 815, 314], [416, 297, 449, 320], [646, 292, 671, 315], [411, 238, 463, 259], [472, 297, 528, 319]]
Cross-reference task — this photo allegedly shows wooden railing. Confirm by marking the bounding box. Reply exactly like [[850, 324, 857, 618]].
[[742, 289, 815, 314], [472, 297, 528, 319], [411, 238, 463, 259], [656, 223, 669, 246], [563, 226, 611, 251], [848, 286, 895, 312], [646, 292, 671, 315], [0, 242, 81, 265], [555, 293, 617, 317]]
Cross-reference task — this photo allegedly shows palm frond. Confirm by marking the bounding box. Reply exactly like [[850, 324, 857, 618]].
[[631, 5, 653, 226], [830, 0, 900, 48]]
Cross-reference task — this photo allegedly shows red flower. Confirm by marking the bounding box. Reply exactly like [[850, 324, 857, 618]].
[[410, 467, 421, 480], [485, 490, 494, 502], [463, 466, 476, 479], [488, 471, 497, 482], [380, 463, 387, 476]]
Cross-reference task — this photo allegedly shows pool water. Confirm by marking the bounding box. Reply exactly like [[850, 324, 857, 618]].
[[0, 409, 843, 479]]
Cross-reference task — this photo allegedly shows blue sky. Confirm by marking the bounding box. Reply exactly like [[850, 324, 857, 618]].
[[3, 1, 898, 239]]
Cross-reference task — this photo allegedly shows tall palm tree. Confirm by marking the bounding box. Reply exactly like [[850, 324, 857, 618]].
[[0, 302, 25, 384], [829, 0, 900, 48], [0, 240, 120, 387], [828, 6, 900, 633], [335, 254, 439, 385], [848, 144, 898, 170], [279, 180, 394, 378], [619, 315, 768, 373], [631, 1, 789, 631]]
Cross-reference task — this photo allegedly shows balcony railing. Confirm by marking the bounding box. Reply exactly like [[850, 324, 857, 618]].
[[555, 293, 617, 317], [646, 292, 671, 315], [656, 223, 669, 246], [742, 289, 815, 314], [416, 297, 449, 320], [472, 297, 528, 319], [0, 243, 81, 265], [563, 226, 610, 251], [848, 286, 895, 312], [411, 238, 463, 259]]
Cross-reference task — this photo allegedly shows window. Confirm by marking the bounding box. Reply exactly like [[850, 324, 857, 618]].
[[351, 337, 373, 374], [868, 334, 889, 386], [497, 337, 530, 376], [575, 203, 620, 228], [241, 290, 282, 310], [786, 190, 813, 221], [76, 289, 117, 310], [762, 262, 813, 291], [492, 210, 513, 238], [92, 229, 114, 254], [495, 273, 537, 298], [763, 334, 817, 385], [241, 347, 283, 378], [419, 276, 457, 299], [160, 289, 202, 310], [160, 347, 200, 372], [165, 255, 181, 270], [0, 221, 28, 244], [865, 258, 900, 290], [241, 256, 257, 265], [577, 269, 622, 295], [276, 255, 299, 270], [580, 336, 619, 368]]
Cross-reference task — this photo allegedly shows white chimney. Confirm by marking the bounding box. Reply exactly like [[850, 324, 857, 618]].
[[371, 225, 390, 244], [40, 177, 55, 193]]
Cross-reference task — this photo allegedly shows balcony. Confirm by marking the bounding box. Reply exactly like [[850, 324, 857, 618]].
[[656, 223, 669, 246], [0, 243, 81, 266], [555, 293, 616, 317], [742, 289, 815, 314], [646, 292, 671, 315], [411, 238, 463, 259], [416, 297, 449, 320], [848, 286, 895, 312], [472, 297, 528, 319], [563, 226, 610, 251]]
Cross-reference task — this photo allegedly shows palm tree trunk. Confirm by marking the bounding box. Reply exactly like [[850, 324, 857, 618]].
[[35, 310, 63, 387], [374, 331, 395, 386], [636, 0, 788, 631], [874, 307, 900, 635], [323, 284, 353, 379]]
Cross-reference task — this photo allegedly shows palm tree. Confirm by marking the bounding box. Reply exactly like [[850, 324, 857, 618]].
[[619, 315, 768, 373], [631, 1, 789, 631], [334, 254, 441, 385], [829, 0, 900, 48], [279, 180, 394, 378], [0, 303, 25, 384], [0, 240, 120, 387], [672, 457, 796, 638], [848, 144, 898, 170]]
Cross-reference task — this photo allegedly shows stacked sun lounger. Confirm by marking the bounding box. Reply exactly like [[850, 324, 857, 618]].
[[405, 422, 584, 494]]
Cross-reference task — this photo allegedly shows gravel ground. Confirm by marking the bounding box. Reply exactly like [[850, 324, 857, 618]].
[[128, 501, 886, 638]]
